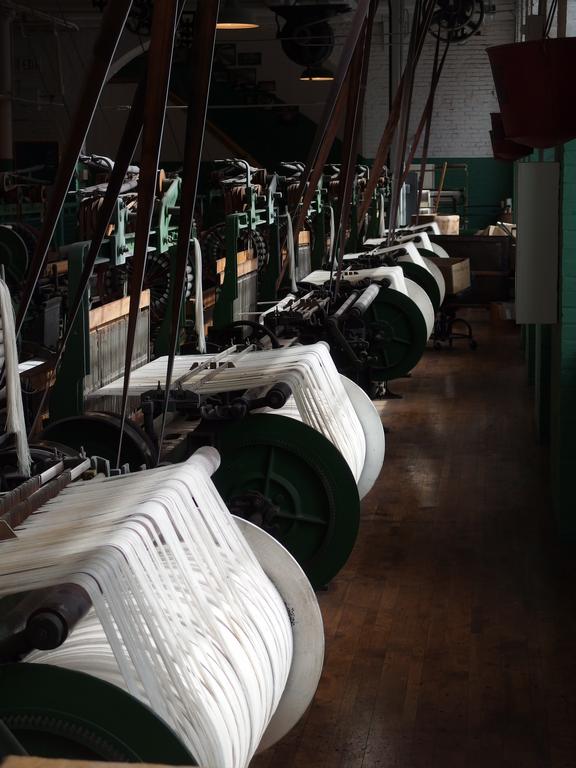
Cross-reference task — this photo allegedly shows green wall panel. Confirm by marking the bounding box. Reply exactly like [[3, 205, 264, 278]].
[[552, 140, 576, 540], [415, 156, 514, 232]]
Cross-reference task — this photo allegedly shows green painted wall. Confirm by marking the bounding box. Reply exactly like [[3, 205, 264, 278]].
[[523, 140, 576, 540], [553, 139, 576, 540], [415, 156, 514, 232]]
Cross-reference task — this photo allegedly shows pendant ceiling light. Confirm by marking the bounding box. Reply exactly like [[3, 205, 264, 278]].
[[216, 0, 259, 30], [300, 65, 334, 81]]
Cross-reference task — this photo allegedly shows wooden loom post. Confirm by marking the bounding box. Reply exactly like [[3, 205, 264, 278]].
[[415, 34, 442, 224], [157, 0, 221, 459], [357, 0, 438, 227], [27, 1, 189, 438], [290, 0, 372, 242], [117, 0, 179, 466], [334, 0, 379, 297], [435, 160, 449, 214]]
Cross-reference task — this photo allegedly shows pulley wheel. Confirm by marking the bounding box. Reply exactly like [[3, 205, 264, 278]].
[[364, 286, 429, 381], [211, 413, 360, 588], [398, 260, 441, 312], [0, 663, 196, 764], [40, 412, 156, 471], [0, 441, 82, 486]]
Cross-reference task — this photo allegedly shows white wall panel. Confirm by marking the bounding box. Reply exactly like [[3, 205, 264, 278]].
[[515, 162, 559, 324]]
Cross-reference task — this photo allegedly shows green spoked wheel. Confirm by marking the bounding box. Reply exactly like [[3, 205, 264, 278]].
[[0, 664, 196, 764], [211, 414, 360, 588], [40, 413, 156, 471], [363, 286, 429, 382], [398, 260, 441, 312]]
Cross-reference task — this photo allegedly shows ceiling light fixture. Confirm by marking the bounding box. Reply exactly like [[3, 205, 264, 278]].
[[300, 65, 334, 82], [216, 0, 259, 30]]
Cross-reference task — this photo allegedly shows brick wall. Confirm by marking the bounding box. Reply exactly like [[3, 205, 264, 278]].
[[361, 2, 516, 159]]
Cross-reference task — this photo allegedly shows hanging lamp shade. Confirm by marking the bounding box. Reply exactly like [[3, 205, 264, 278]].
[[216, 0, 259, 30], [490, 113, 533, 161], [488, 38, 576, 148], [300, 65, 334, 82]]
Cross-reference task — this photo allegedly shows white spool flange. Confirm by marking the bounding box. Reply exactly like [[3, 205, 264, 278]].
[[234, 517, 324, 753], [404, 277, 435, 339], [339, 375, 385, 499], [422, 257, 446, 305]]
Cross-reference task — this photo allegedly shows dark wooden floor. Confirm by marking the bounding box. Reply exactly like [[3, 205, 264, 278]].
[[252, 312, 576, 768]]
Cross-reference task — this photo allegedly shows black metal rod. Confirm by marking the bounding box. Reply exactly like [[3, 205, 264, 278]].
[[331, 289, 361, 319], [349, 283, 381, 316]]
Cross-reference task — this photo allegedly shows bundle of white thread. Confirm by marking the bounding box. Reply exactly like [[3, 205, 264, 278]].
[[0, 449, 293, 768], [0, 278, 31, 476]]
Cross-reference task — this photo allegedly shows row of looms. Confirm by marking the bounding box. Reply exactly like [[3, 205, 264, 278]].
[[0, 0, 521, 767]]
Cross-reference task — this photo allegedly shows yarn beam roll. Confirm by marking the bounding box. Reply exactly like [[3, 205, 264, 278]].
[[89, 342, 380, 494], [0, 448, 323, 768]]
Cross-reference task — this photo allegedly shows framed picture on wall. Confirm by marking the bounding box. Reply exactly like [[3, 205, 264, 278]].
[[214, 43, 236, 68], [238, 51, 262, 66]]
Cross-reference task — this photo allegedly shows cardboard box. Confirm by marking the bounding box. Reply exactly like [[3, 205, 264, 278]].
[[426, 256, 471, 295], [476, 224, 516, 238], [412, 214, 460, 234]]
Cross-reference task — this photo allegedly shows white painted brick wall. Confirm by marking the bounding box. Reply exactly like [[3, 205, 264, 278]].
[[567, 0, 576, 34], [362, 3, 516, 159]]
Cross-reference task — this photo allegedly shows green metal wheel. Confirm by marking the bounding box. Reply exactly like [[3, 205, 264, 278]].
[[40, 413, 156, 471], [398, 260, 441, 311], [0, 663, 196, 764], [364, 286, 429, 382], [211, 414, 360, 588]]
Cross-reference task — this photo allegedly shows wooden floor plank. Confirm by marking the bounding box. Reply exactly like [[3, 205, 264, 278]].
[[251, 314, 576, 767]]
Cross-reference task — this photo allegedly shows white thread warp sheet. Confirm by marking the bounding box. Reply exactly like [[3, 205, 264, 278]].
[[193, 237, 207, 354], [88, 342, 367, 484], [0, 449, 292, 768], [284, 211, 298, 294], [0, 278, 31, 476]]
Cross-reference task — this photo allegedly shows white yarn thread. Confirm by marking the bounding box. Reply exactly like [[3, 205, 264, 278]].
[[328, 204, 335, 263], [0, 279, 30, 476], [1, 450, 292, 768], [89, 343, 366, 483], [193, 237, 207, 353], [284, 212, 298, 293], [378, 192, 386, 238]]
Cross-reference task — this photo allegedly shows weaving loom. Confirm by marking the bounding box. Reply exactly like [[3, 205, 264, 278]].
[[76, 341, 385, 588], [257, 262, 437, 391], [0, 449, 324, 768]]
